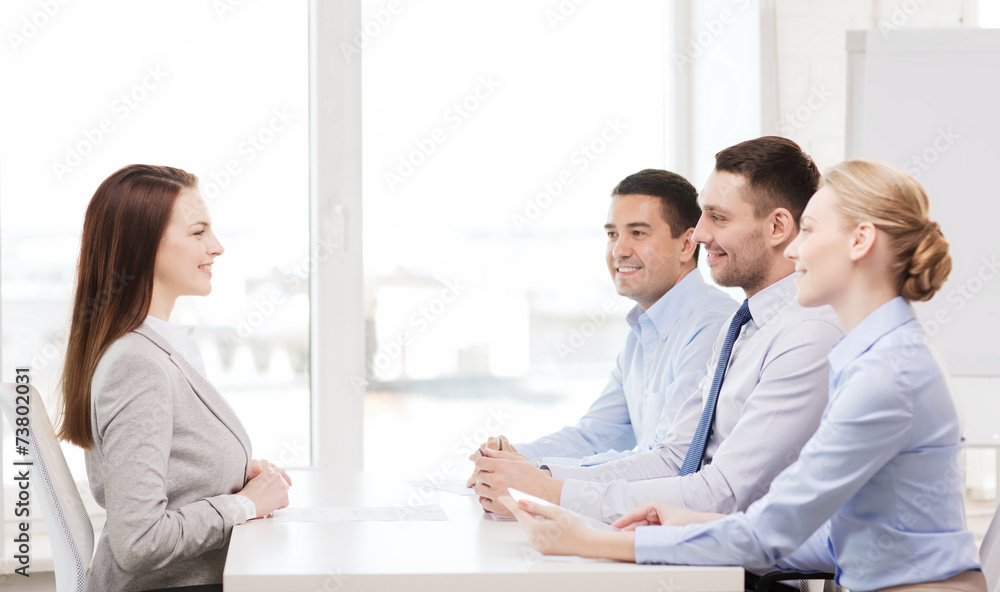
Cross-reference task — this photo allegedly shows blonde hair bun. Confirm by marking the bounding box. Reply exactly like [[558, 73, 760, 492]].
[[822, 160, 952, 301], [901, 221, 952, 302]]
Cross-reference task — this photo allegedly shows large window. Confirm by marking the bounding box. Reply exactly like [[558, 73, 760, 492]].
[[981, 0, 1000, 27], [360, 1, 674, 472], [0, 0, 311, 500]]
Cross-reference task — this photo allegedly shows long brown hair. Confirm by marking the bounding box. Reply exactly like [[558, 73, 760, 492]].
[[58, 164, 198, 448]]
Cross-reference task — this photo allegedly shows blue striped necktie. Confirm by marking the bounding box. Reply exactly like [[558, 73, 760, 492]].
[[679, 299, 752, 476]]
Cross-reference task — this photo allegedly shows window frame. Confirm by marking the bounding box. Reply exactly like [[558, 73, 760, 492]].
[[308, 0, 365, 472]]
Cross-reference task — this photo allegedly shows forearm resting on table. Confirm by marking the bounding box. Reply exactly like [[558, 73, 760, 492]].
[[537, 471, 564, 505], [579, 530, 637, 562], [519, 465, 563, 504]]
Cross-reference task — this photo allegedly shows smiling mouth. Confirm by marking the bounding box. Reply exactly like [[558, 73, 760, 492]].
[[616, 266, 640, 273], [705, 252, 726, 265], [199, 264, 213, 274]]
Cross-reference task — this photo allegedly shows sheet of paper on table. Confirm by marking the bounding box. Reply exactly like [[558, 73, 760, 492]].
[[507, 487, 618, 532], [405, 478, 477, 496], [269, 504, 448, 523]]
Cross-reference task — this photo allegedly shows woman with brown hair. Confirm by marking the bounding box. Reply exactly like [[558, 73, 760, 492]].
[[502, 159, 986, 592], [59, 164, 291, 592]]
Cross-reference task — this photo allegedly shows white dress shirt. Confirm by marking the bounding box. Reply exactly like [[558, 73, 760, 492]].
[[143, 315, 208, 378], [515, 271, 736, 467], [548, 274, 844, 522]]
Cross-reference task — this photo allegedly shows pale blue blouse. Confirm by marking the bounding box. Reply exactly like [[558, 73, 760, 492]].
[[634, 297, 980, 590]]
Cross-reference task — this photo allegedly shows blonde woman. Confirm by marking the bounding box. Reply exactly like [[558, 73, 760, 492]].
[[503, 160, 985, 592]]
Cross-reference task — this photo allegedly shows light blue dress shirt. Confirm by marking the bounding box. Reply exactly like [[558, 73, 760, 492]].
[[515, 270, 736, 467], [634, 297, 981, 590]]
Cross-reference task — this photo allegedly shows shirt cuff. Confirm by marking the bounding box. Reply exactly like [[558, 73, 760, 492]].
[[557, 478, 609, 521], [634, 524, 682, 564], [535, 456, 584, 468], [231, 494, 257, 523], [545, 463, 593, 480], [578, 449, 633, 466]]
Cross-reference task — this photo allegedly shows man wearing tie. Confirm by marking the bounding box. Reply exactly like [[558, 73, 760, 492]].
[[474, 136, 844, 524]]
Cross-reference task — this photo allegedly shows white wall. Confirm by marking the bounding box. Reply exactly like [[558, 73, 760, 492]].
[[766, 0, 966, 170]]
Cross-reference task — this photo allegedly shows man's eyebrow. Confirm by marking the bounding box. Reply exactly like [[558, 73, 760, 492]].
[[604, 222, 653, 229], [701, 204, 729, 215]]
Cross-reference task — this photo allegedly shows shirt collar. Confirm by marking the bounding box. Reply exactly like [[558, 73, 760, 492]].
[[626, 269, 704, 341], [144, 314, 196, 339], [745, 272, 798, 329], [828, 296, 915, 378]]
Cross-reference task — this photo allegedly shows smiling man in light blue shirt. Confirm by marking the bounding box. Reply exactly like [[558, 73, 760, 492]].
[[468, 169, 735, 475]]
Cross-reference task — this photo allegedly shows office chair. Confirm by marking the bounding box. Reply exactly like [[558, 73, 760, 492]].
[[746, 569, 837, 592], [1, 383, 94, 592], [752, 497, 1000, 592]]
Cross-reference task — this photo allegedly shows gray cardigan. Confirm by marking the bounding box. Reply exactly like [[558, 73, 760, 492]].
[[85, 324, 252, 591]]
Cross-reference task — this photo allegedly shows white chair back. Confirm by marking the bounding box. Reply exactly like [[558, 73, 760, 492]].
[[1, 383, 93, 591], [983, 499, 1000, 592]]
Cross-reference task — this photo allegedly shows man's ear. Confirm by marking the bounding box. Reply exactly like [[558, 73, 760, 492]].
[[767, 208, 796, 247], [678, 228, 697, 264], [848, 221, 877, 261]]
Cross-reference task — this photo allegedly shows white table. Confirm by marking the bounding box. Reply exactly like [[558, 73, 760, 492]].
[[223, 471, 743, 592]]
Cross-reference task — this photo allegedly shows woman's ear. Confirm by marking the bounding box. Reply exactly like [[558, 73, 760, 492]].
[[848, 222, 877, 261]]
